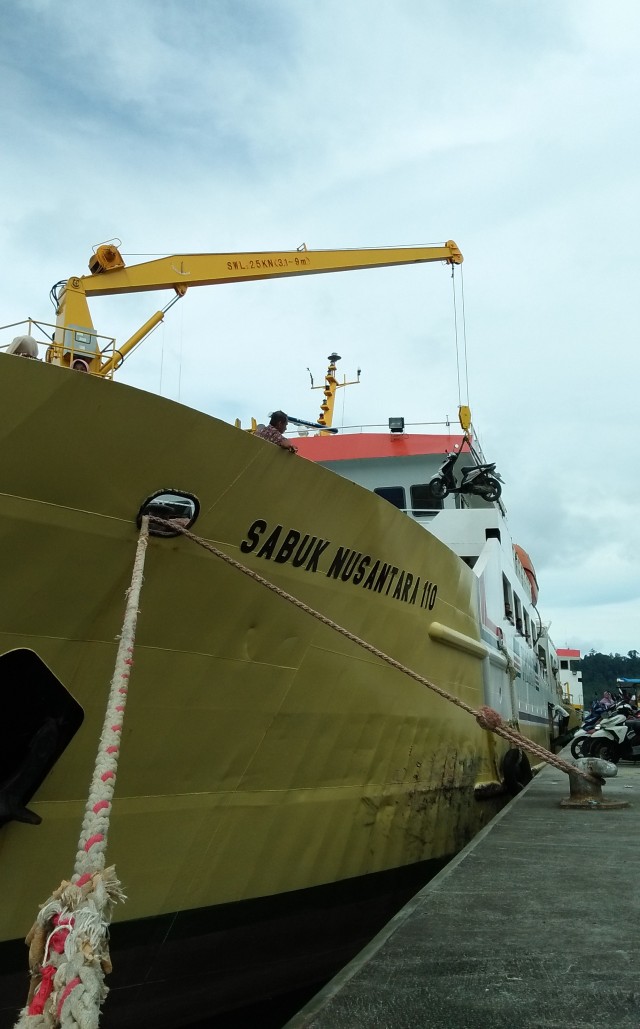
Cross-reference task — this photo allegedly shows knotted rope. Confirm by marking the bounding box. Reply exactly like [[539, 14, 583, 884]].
[[14, 517, 150, 1029], [151, 516, 597, 786]]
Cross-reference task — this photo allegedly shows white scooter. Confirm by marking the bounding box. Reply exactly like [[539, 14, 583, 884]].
[[587, 704, 640, 764], [570, 699, 623, 758]]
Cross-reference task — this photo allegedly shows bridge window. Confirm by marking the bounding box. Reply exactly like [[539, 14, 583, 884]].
[[514, 595, 523, 634], [503, 575, 514, 622], [410, 483, 443, 515], [524, 611, 531, 644], [374, 486, 406, 510]]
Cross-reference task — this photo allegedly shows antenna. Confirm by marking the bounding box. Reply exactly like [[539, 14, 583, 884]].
[[310, 353, 360, 431]]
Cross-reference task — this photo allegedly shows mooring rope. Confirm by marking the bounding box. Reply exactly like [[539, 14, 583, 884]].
[[14, 517, 150, 1029], [151, 516, 596, 786]]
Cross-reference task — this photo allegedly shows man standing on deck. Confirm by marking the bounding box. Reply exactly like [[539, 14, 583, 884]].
[[254, 411, 298, 453]]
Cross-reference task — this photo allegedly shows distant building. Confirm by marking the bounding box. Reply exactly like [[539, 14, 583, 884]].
[[557, 648, 583, 709]]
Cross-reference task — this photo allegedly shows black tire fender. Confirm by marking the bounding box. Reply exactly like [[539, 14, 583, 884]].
[[501, 747, 533, 796]]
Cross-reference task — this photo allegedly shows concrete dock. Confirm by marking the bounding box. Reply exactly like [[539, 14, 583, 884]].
[[285, 758, 640, 1028]]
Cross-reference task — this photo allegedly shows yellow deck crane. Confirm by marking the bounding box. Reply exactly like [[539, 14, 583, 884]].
[[48, 240, 463, 376]]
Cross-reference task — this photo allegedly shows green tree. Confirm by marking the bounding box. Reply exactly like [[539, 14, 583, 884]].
[[581, 650, 640, 707]]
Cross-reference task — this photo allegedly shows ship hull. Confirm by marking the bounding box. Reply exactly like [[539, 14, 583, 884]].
[[2, 855, 459, 1026], [0, 355, 529, 1020]]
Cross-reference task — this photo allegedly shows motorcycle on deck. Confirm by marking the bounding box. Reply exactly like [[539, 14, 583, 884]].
[[429, 448, 503, 502]]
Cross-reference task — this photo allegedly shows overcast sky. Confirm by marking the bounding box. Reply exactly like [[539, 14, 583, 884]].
[[2, 0, 639, 657]]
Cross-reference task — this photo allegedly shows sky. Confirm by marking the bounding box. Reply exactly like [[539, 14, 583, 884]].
[[1, 0, 639, 656]]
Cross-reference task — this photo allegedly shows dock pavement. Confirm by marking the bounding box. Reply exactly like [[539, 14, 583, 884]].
[[285, 755, 640, 1029]]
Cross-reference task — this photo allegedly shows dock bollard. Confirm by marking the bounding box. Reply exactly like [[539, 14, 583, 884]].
[[560, 757, 630, 809]]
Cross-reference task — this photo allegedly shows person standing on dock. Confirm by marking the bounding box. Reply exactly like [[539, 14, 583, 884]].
[[553, 704, 570, 735], [254, 411, 298, 453]]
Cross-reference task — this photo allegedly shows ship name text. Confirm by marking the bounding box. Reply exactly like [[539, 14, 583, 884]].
[[240, 520, 437, 610]]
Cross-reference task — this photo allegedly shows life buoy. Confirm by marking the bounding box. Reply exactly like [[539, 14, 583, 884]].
[[501, 747, 533, 796], [513, 544, 539, 605]]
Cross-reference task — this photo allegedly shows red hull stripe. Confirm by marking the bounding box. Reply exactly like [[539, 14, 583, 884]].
[[295, 433, 468, 462]]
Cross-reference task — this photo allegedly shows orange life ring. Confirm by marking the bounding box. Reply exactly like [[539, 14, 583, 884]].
[[514, 544, 538, 605]]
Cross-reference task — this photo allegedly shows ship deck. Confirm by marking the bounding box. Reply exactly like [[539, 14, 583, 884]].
[[285, 755, 640, 1028]]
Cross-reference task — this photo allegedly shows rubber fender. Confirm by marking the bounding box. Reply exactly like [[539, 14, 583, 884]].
[[501, 747, 533, 796]]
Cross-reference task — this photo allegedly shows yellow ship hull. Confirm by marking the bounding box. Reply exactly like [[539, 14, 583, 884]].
[[0, 355, 535, 1022]]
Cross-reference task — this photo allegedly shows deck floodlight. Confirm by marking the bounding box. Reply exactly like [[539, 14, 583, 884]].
[[389, 417, 405, 434]]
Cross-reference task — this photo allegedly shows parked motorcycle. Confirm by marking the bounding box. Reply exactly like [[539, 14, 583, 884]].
[[570, 699, 612, 758], [587, 704, 640, 764], [429, 450, 503, 502], [570, 728, 593, 758]]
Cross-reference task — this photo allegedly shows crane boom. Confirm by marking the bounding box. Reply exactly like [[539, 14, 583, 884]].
[[52, 240, 462, 374], [81, 241, 462, 296]]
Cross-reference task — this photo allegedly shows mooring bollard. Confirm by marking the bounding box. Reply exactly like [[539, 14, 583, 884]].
[[560, 757, 630, 809]]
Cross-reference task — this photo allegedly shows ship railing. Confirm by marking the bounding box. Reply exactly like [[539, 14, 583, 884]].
[[466, 426, 488, 464], [294, 419, 469, 435], [399, 507, 441, 521], [0, 319, 119, 377]]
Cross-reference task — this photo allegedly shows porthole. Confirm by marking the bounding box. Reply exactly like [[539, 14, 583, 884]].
[[137, 489, 200, 537]]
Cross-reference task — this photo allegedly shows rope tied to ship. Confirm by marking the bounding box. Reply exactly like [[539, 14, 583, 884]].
[[150, 516, 599, 788], [14, 517, 150, 1029]]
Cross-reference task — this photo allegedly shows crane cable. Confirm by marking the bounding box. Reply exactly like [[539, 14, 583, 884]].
[[451, 264, 471, 413]]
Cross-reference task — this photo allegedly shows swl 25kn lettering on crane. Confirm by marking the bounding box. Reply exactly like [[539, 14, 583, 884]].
[[240, 520, 438, 610]]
